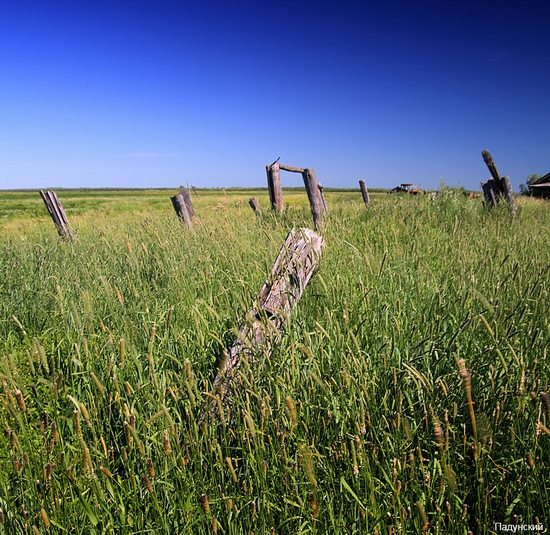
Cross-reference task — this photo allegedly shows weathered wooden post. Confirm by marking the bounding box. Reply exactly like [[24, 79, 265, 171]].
[[481, 180, 499, 208], [170, 193, 193, 228], [481, 150, 517, 212], [39, 190, 76, 242], [359, 179, 370, 205], [204, 228, 324, 420], [501, 176, 516, 210], [266, 160, 284, 213], [302, 168, 324, 230], [179, 189, 195, 218], [248, 197, 262, 216]]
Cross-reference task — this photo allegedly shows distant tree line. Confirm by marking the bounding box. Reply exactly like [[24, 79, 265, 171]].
[[519, 174, 541, 196]]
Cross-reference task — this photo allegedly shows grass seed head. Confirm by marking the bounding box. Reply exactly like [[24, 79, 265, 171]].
[[51, 421, 58, 443], [458, 358, 477, 441], [458, 359, 470, 392], [310, 492, 320, 519], [226, 457, 238, 483], [432, 415, 444, 449], [285, 396, 297, 427], [90, 372, 105, 397], [81, 446, 93, 476], [244, 412, 256, 439], [45, 463, 53, 480], [143, 475, 154, 494], [14, 389, 26, 413], [99, 463, 113, 479], [299, 444, 318, 487], [200, 494, 210, 515], [74, 410, 82, 437], [416, 501, 429, 530], [163, 430, 171, 455], [147, 458, 155, 477], [40, 509, 50, 530]]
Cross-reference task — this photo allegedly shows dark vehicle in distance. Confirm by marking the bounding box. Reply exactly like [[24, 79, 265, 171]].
[[388, 183, 423, 195]]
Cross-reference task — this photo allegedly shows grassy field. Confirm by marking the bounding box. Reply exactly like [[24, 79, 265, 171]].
[[0, 188, 549, 534]]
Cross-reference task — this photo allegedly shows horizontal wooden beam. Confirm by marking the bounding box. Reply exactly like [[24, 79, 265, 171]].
[[279, 163, 305, 173]]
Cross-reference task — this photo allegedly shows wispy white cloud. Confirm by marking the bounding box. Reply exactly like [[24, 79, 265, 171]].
[[117, 152, 179, 158]]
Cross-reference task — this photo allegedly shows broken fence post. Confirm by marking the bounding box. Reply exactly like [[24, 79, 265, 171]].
[[205, 227, 325, 421], [39, 190, 76, 242], [359, 179, 370, 205], [179, 189, 195, 218], [248, 197, 262, 216], [266, 161, 284, 213], [302, 168, 324, 230], [171, 193, 193, 227], [481, 150, 517, 212], [481, 180, 499, 208]]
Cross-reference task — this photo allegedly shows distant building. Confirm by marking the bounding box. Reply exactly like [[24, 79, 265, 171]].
[[530, 173, 550, 198]]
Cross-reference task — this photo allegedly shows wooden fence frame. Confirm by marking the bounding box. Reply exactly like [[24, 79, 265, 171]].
[[266, 160, 327, 229]]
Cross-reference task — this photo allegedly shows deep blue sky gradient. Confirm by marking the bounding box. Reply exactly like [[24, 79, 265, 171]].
[[1, 0, 549, 190]]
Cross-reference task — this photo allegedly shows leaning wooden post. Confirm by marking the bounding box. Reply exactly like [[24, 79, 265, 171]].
[[266, 162, 284, 213], [359, 179, 370, 205], [171, 193, 193, 228], [302, 168, 324, 230], [204, 228, 324, 421], [481, 150, 517, 212], [482, 150, 502, 185], [248, 197, 262, 216], [318, 183, 328, 214], [39, 190, 76, 242], [179, 189, 195, 218]]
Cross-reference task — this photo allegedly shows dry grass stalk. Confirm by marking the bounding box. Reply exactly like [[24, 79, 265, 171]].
[[458, 359, 477, 441]]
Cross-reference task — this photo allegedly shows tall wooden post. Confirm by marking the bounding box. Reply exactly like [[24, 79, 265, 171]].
[[266, 162, 284, 213], [359, 180, 370, 205], [501, 176, 516, 210], [171, 193, 193, 228], [39, 190, 76, 242], [302, 168, 324, 230]]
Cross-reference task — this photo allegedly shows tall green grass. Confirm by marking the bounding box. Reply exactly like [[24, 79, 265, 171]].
[[0, 189, 548, 533]]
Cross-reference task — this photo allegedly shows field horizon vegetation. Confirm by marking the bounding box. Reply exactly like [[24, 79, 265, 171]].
[[1, 186, 549, 533]]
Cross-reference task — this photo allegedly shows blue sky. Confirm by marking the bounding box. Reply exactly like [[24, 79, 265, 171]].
[[1, 0, 549, 191]]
